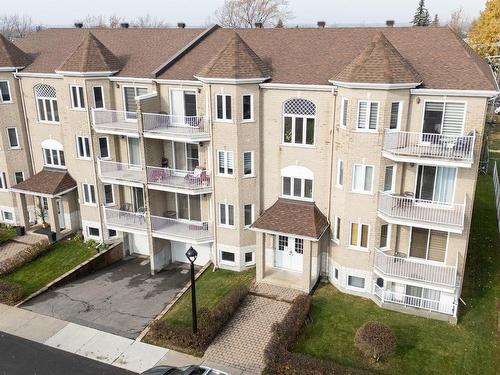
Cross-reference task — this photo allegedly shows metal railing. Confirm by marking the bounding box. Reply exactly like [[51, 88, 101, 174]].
[[494, 161, 500, 233], [378, 191, 465, 228], [151, 215, 212, 241], [374, 284, 456, 316], [98, 160, 144, 183], [142, 113, 208, 136], [383, 130, 475, 162], [374, 249, 457, 287], [147, 167, 211, 190], [92, 108, 138, 129], [104, 207, 147, 231]]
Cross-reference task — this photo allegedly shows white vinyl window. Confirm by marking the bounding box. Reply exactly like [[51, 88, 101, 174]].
[[123, 86, 148, 119], [0, 172, 7, 190], [357, 100, 379, 131], [422, 101, 466, 135], [219, 203, 235, 227], [108, 229, 118, 238], [244, 204, 254, 227], [14, 172, 24, 184], [245, 251, 254, 265], [43, 148, 65, 168], [282, 176, 313, 200], [348, 275, 366, 289], [243, 151, 254, 177], [350, 222, 369, 250], [98, 137, 110, 159], [221, 251, 235, 264], [87, 226, 100, 238], [0, 81, 12, 103], [352, 164, 374, 193], [7, 128, 19, 148], [35, 84, 59, 123], [70, 85, 85, 109], [82, 183, 96, 204], [336, 159, 344, 188], [93, 86, 105, 109], [217, 150, 234, 176], [104, 184, 114, 205], [242, 94, 253, 121], [333, 216, 341, 243], [389, 102, 402, 130], [216, 94, 232, 121], [2, 210, 14, 223], [380, 224, 391, 249], [76, 136, 91, 159], [383, 165, 396, 193], [283, 98, 316, 146], [340, 98, 349, 128]]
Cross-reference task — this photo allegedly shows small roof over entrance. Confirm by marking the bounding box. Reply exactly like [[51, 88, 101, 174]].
[[11, 168, 77, 198], [251, 198, 329, 239]]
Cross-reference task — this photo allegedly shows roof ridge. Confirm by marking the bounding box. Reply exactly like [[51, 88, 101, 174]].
[[0, 33, 31, 68]]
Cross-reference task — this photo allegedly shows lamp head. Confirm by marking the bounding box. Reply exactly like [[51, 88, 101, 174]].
[[185, 246, 198, 264]]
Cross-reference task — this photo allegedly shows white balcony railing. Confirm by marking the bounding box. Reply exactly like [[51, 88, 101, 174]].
[[98, 160, 144, 183], [383, 130, 475, 163], [374, 284, 457, 316], [91, 109, 139, 133], [104, 207, 147, 231], [142, 113, 209, 138], [374, 249, 457, 287], [378, 191, 465, 228], [151, 215, 212, 242], [147, 167, 211, 190]]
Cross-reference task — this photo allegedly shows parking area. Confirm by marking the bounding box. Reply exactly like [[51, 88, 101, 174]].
[[22, 257, 197, 339]]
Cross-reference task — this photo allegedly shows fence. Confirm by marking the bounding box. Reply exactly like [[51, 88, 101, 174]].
[[494, 161, 500, 233]]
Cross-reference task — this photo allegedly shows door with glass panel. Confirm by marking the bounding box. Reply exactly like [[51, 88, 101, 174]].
[[173, 142, 199, 171], [132, 187, 145, 212], [127, 137, 141, 166], [124, 87, 148, 120], [415, 165, 456, 204], [409, 227, 447, 262], [176, 194, 201, 221], [275, 235, 303, 272], [170, 90, 197, 126], [405, 284, 440, 310]]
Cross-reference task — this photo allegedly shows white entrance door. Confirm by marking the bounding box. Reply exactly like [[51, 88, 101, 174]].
[[275, 235, 303, 272], [56, 198, 65, 229]]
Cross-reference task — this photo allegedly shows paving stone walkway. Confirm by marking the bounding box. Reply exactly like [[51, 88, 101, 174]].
[[0, 232, 47, 265]]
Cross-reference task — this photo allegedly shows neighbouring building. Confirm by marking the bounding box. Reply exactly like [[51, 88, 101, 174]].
[[0, 24, 497, 322]]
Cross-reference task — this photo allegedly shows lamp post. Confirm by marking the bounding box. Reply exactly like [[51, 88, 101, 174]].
[[185, 246, 198, 333]]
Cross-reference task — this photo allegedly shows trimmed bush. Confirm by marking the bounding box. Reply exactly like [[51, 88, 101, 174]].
[[0, 240, 51, 276], [0, 280, 23, 305], [354, 321, 396, 362]]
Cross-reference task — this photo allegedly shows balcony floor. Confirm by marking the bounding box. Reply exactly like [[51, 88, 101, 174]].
[[147, 174, 211, 193], [383, 146, 472, 167], [152, 220, 213, 243], [93, 122, 139, 136]]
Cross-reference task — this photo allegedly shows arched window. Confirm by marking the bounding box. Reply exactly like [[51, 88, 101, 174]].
[[41, 139, 65, 168], [34, 84, 59, 123], [282, 98, 316, 146], [281, 165, 314, 200]]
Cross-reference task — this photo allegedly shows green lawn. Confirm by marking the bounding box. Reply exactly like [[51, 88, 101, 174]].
[[0, 225, 16, 244], [295, 174, 500, 374], [1, 238, 97, 299]]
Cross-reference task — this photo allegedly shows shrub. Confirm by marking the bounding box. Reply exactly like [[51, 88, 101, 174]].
[[354, 321, 396, 362], [0, 280, 23, 305], [0, 240, 50, 275]]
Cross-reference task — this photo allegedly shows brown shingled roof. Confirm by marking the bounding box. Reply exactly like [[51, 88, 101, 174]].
[[57, 32, 121, 73], [196, 32, 271, 80], [251, 198, 329, 239], [332, 32, 422, 85], [12, 168, 77, 196], [0, 33, 31, 68]]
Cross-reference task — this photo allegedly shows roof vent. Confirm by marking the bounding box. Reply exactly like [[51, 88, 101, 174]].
[[120, 22, 129, 29], [254, 22, 263, 28], [177, 22, 186, 29], [74, 22, 83, 29], [317, 21, 326, 28], [386, 20, 395, 27]]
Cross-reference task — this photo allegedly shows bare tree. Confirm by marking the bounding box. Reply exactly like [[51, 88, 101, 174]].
[[131, 15, 169, 28], [215, 0, 292, 28], [448, 7, 471, 37], [0, 15, 36, 39], [82, 15, 123, 28]]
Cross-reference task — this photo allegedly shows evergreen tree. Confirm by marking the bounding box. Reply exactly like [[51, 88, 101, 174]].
[[431, 14, 440, 26], [412, 0, 431, 26], [275, 18, 284, 28]]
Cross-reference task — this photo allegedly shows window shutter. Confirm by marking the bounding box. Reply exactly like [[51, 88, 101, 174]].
[[357, 102, 367, 128], [442, 102, 465, 136], [218, 151, 225, 173], [227, 152, 234, 173], [369, 102, 378, 129]]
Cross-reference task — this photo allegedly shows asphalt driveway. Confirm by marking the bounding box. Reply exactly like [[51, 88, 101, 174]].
[[22, 257, 197, 339]]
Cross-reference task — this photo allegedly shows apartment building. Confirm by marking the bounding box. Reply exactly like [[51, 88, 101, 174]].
[[0, 24, 497, 322]]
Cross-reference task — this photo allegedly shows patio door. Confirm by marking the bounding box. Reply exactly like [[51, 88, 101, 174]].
[[173, 142, 199, 171], [170, 90, 197, 125], [127, 137, 141, 166], [56, 198, 65, 230], [405, 284, 440, 310], [132, 187, 145, 212], [275, 235, 303, 272], [415, 165, 456, 204], [409, 228, 447, 262], [176, 193, 201, 221]]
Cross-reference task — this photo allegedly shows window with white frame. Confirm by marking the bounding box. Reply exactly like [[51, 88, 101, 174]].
[[423, 101, 465, 135], [281, 166, 313, 200], [42, 140, 65, 168], [333, 216, 341, 242], [242, 94, 253, 121], [14, 172, 24, 184], [216, 94, 232, 121], [348, 275, 365, 289], [0, 81, 12, 103], [245, 252, 254, 264], [389, 102, 401, 130], [2, 210, 14, 223], [219, 203, 235, 227], [350, 222, 369, 250], [244, 204, 254, 227], [35, 84, 59, 123], [283, 98, 316, 145], [108, 229, 117, 238], [295, 238, 304, 254], [380, 224, 390, 249], [217, 150, 234, 176], [76, 136, 91, 159], [243, 151, 254, 176], [7, 128, 19, 148], [93, 86, 105, 109], [340, 98, 349, 128], [123, 86, 147, 118], [87, 226, 100, 238], [278, 235, 288, 250], [221, 251, 235, 264], [0, 172, 7, 190], [70, 85, 85, 109], [352, 164, 374, 193], [98, 137, 109, 159], [104, 184, 114, 205], [82, 183, 96, 204], [336, 159, 344, 188], [383, 165, 396, 192], [357, 100, 379, 131]]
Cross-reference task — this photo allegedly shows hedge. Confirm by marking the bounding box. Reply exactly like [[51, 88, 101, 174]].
[[0, 280, 23, 305], [0, 240, 51, 276]]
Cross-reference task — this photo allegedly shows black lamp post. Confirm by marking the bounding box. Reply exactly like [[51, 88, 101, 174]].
[[185, 246, 198, 333]]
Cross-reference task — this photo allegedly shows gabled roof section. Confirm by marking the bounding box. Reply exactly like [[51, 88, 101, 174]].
[[56, 32, 121, 75], [331, 32, 422, 87], [11, 168, 77, 197], [0, 33, 31, 69], [195, 31, 271, 81]]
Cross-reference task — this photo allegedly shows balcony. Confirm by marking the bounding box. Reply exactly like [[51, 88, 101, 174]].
[[98, 160, 144, 187], [151, 216, 213, 243], [377, 192, 465, 233], [382, 130, 475, 167], [91, 109, 139, 137], [104, 207, 147, 234], [142, 113, 210, 142], [147, 167, 212, 194], [374, 249, 457, 287]]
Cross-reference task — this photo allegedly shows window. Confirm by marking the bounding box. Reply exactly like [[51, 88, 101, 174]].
[[104, 184, 114, 205], [221, 251, 235, 264], [333, 216, 341, 242], [423, 101, 465, 135], [283, 98, 315, 145], [0, 172, 7, 190], [108, 229, 117, 238], [123, 86, 148, 119], [245, 252, 254, 264], [242, 94, 253, 121], [389, 102, 401, 130], [14, 172, 24, 184], [244, 204, 254, 227], [380, 224, 390, 249], [348, 275, 365, 289], [334, 268, 339, 279], [282, 176, 313, 200], [383, 165, 395, 192], [176, 194, 201, 221], [409, 227, 447, 262], [82, 183, 96, 204], [295, 238, 304, 254], [219, 203, 235, 227], [7, 128, 19, 148], [340, 98, 348, 128], [278, 235, 288, 251], [43, 148, 65, 168], [216, 94, 232, 121], [336, 159, 344, 188], [0, 81, 12, 103], [357, 100, 379, 131], [93, 86, 105, 109], [70, 85, 85, 109], [350, 222, 369, 250], [352, 164, 374, 193], [217, 150, 234, 176], [2, 210, 14, 222], [98, 137, 109, 159], [87, 226, 100, 238], [35, 84, 59, 123], [76, 136, 91, 159], [243, 151, 254, 176], [415, 165, 456, 203]]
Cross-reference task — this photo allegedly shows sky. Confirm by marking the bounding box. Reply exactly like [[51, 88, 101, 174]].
[[1, 0, 487, 28]]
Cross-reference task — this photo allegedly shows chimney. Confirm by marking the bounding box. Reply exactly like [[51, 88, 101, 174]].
[[317, 21, 326, 28], [177, 22, 186, 29], [120, 22, 129, 29], [386, 20, 395, 27], [254, 22, 263, 28], [74, 22, 83, 29]]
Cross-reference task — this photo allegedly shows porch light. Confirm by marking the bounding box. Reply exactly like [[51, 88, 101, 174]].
[[186, 246, 198, 264]]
